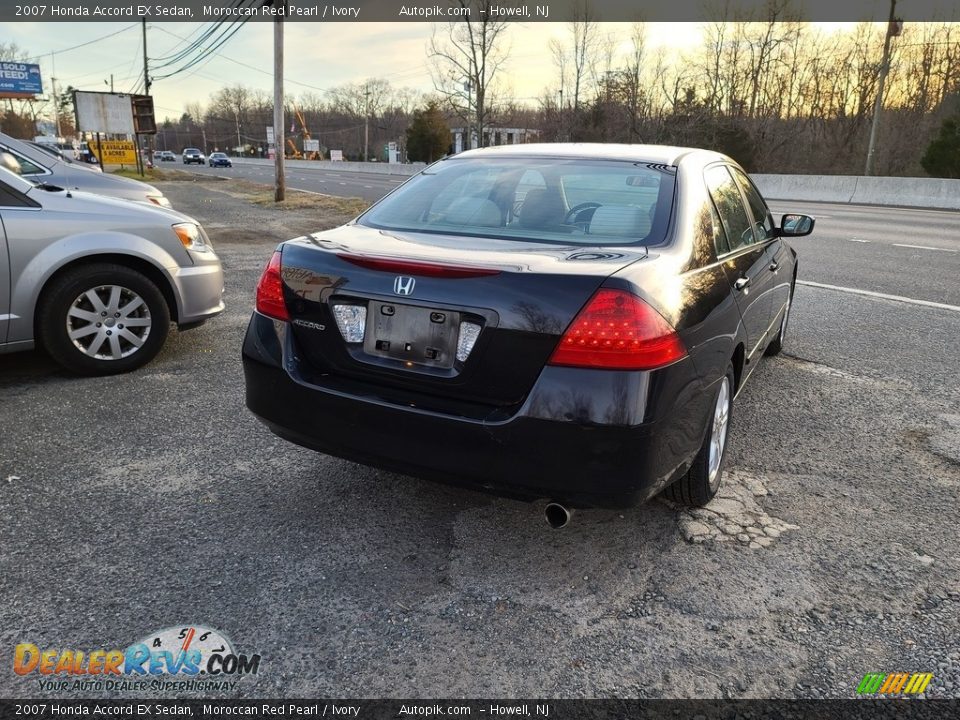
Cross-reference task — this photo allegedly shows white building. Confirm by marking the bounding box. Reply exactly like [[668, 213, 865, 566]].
[[452, 127, 540, 154]]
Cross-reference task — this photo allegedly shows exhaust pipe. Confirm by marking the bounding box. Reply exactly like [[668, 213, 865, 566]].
[[544, 502, 574, 529]]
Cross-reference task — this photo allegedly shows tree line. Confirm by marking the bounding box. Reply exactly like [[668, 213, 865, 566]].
[[3, 12, 959, 176]]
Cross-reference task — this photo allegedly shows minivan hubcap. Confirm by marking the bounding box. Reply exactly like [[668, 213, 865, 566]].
[[66, 285, 152, 360], [708, 377, 731, 488]]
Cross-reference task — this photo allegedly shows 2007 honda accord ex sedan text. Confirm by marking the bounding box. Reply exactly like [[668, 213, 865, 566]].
[[242, 144, 814, 522]]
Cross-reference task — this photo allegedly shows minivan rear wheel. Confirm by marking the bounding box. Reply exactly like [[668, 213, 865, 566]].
[[663, 363, 735, 507], [38, 263, 170, 375]]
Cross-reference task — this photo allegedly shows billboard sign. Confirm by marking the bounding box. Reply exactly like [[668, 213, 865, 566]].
[[74, 91, 135, 135], [90, 140, 137, 165], [0, 62, 42, 96]]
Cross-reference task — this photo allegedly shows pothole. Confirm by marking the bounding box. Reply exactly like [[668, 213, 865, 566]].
[[667, 470, 799, 549]]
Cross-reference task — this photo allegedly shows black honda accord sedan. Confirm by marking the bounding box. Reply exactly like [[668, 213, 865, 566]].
[[243, 144, 813, 519]]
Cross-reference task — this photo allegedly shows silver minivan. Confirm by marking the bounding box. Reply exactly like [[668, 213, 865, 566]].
[[0, 166, 223, 374], [0, 132, 173, 208]]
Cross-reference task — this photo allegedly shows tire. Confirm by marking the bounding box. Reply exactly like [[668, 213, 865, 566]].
[[663, 363, 735, 507], [765, 278, 795, 357], [37, 263, 170, 376]]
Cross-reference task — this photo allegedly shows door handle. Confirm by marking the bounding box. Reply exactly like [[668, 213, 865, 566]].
[[769, 261, 780, 272], [734, 277, 751, 292]]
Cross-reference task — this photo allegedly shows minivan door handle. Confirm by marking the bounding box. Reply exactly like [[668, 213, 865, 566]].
[[734, 277, 751, 292]]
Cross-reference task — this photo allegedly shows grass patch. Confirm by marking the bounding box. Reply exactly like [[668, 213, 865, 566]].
[[109, 167, 203, 182], [249, 189, 369, 215]]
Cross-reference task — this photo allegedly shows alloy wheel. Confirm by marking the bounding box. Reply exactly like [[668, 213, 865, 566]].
[[707, 376, 731, 490], [66, 285, 152, 360]]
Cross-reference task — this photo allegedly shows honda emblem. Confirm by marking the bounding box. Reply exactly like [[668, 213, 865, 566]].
[[393, 276, 416, 296]]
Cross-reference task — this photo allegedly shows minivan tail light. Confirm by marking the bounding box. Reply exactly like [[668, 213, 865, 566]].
[[548, 289, 686, 370], [255, 251, 289, 321]]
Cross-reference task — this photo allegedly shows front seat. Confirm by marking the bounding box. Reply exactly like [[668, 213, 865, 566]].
[[518, 187, 566, 230]]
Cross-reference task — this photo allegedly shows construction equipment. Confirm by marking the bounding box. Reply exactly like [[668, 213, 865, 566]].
[[286, 107, 321, 160]]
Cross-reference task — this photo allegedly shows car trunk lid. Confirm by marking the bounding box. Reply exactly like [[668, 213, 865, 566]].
[[278, 224, 648, 413]]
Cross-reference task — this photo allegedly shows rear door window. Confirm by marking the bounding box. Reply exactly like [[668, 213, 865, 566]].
[[704, 165, 755, 253], [731, 167, 775, 242]]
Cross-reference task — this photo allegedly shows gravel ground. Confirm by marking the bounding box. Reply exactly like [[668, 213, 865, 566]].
[[1, 177, 958, 700]]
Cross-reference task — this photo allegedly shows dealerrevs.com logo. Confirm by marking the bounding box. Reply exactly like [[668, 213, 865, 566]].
[[13, 625, 262, 693], [856, 672, 934, 695]]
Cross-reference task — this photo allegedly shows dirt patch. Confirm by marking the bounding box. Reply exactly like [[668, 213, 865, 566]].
[[248, 189, 368, 215], [151, 176, 366, 243]]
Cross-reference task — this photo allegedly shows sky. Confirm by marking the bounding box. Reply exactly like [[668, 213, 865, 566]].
[[2, 21, 862, 123]]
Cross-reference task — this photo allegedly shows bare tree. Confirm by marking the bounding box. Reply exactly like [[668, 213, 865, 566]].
[[429, 0, 510, 149], [569, 0, 599, 111]]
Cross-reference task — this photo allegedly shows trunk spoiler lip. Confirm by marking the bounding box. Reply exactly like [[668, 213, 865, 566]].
[[336, 252, 502, 279]]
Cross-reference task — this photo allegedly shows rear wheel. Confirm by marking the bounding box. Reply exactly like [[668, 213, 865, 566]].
[[38, 264, 170, 375], [663, 364, 734, 507]]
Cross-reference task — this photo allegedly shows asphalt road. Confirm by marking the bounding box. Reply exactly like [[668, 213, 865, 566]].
[[1, 176, 958, 701], [186, 157, 960, 306], [184, 157, 409, 202]]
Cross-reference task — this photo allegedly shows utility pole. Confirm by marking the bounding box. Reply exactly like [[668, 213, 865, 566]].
[[142, 20, 151, 95], [273, 1, 286, 201], [141, 19, 152, 167], [363, 86, 370, 162], [234, 108, 241, 152], [865, 0, 899, 176], [51, 52, 60, 139]]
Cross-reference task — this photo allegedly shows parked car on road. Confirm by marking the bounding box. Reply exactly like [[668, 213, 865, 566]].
[[0, 132, 170, 206], [208, 152, 232, 168], [183, 148, 206, 165], [243, 144, 814, 523], [0, 165, 224, 374]]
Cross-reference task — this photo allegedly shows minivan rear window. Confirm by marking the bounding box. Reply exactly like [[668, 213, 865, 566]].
[[358, 157, 675, 246]]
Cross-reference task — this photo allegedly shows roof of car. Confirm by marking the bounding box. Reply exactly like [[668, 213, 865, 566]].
[[453, 142, 728, 166]]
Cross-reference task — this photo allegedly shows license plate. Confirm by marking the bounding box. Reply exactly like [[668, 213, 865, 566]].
[[363, 301, 460, 369]]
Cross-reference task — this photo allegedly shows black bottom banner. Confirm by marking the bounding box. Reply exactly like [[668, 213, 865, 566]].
[[0, 699, 957, 720]]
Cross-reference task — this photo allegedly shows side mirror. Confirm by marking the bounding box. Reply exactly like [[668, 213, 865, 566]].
[[0, 151, 22, 175], [778, 213, 814, 237]]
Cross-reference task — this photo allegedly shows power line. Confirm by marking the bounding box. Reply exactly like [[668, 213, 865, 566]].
[[151, 19, 253, 80], [26, 23, 139, 60]]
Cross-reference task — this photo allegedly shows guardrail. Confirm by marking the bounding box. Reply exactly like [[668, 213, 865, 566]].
[[752, 174, 960, 211], [228, 159, 960, 210]]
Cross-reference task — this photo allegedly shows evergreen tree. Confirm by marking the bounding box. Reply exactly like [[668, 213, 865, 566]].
[[406, 102, 452, 163], [921, 116, 960, 178]]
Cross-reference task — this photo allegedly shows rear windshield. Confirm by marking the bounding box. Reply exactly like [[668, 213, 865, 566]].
[[358, 157, 676, 246]]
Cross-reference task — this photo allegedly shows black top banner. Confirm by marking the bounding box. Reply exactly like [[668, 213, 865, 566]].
[[3, 0, 958, 23]]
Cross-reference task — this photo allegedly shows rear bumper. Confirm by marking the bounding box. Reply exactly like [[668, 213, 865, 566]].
[[242, 313, 713, 509]]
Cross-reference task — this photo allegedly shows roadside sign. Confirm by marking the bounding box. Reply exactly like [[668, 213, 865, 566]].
[[90, 140, 137, 165], [330, 150, 343, 162], [75, 91, 135, 135], [304, 139, 320, 152], [0, 62, 42, 96], [132, 95, 156, 135], [266, 126, 275, 144]]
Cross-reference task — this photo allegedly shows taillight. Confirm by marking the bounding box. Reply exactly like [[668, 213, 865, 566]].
[[548, 289, 686, 370], [255, 251, 289, 321]]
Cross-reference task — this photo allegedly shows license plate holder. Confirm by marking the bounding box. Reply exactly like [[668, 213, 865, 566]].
[[363, 301, 460, 369]]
